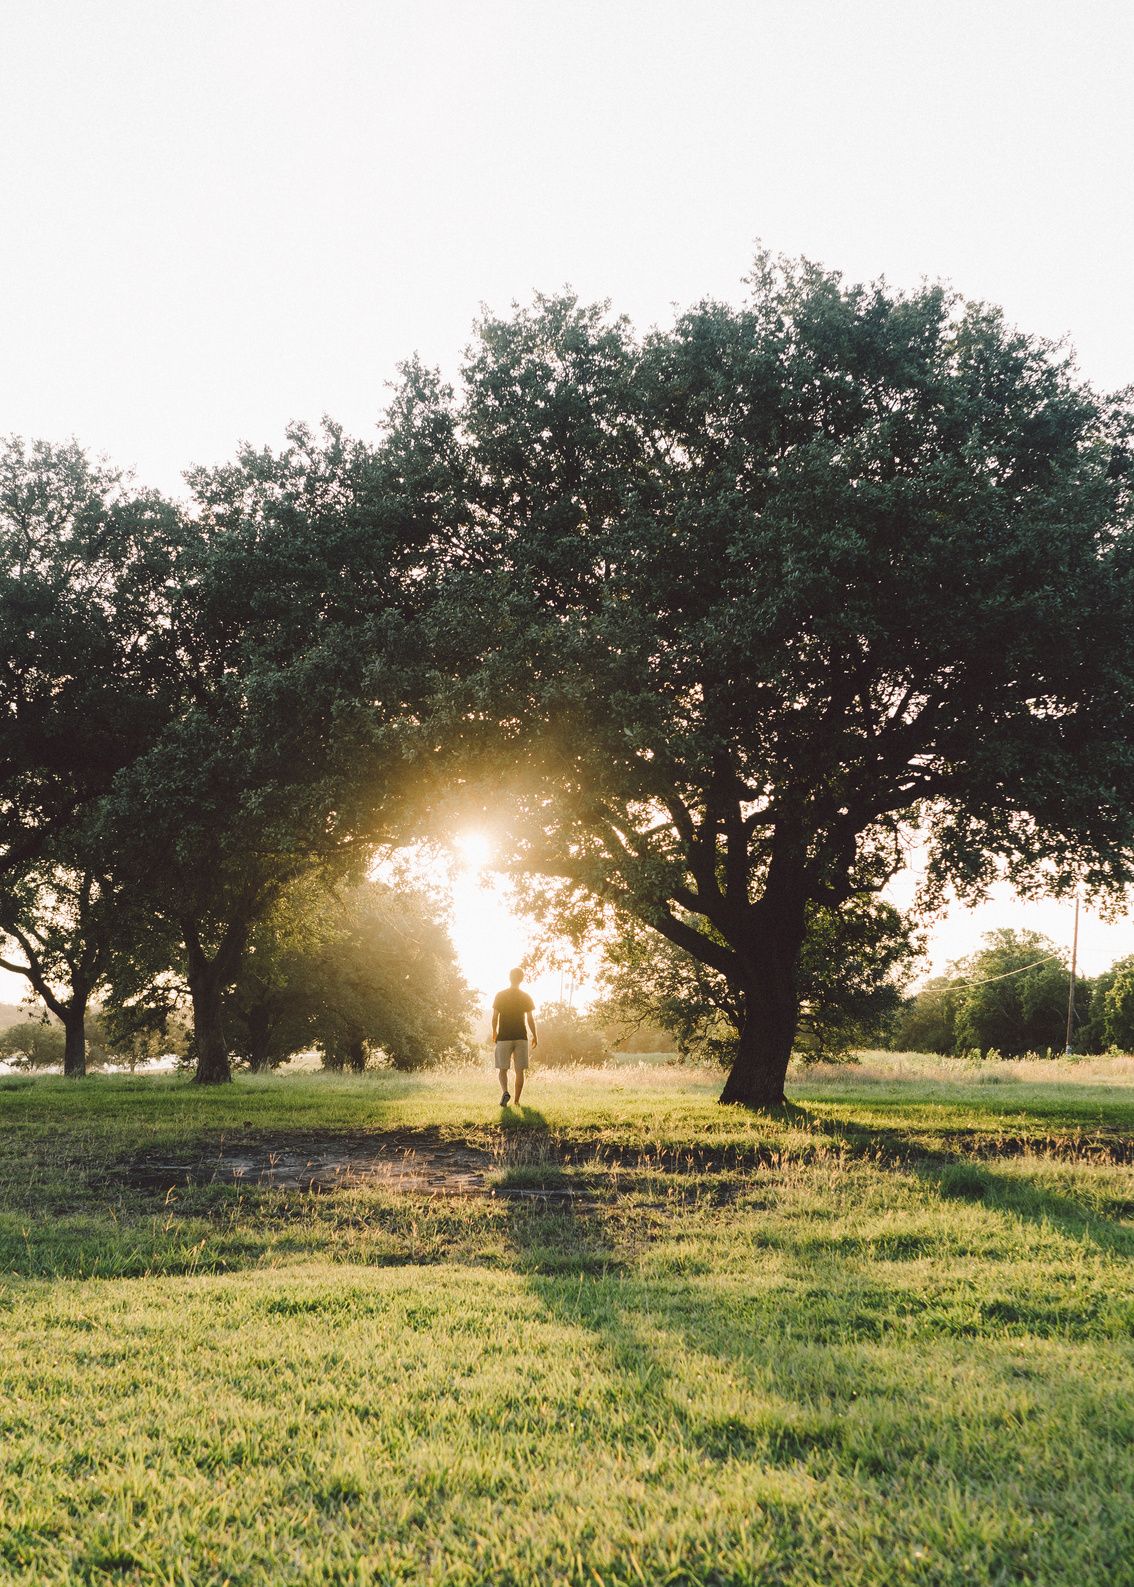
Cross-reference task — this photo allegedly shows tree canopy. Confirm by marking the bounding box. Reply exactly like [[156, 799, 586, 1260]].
[[0, 438, 182, 878], [426, 256, 1134, 1104], [100, 419, 454, 1082], [222, 877, 473, 1073], [1, 418, 469, 1082], [5, 255, 1134, 1103]]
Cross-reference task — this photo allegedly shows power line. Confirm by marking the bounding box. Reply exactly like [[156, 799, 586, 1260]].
[[949, 953, 1064, 989]]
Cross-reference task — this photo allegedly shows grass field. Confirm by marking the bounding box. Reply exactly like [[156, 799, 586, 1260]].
[[3, 1054, 1134, 1585]]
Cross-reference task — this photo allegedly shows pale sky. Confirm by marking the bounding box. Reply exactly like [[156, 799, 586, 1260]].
[[2, 0, 1133, 1007]]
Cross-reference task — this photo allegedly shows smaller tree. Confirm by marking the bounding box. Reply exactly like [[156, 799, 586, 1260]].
[[0, 1014, 66, 1070], [108, 415, 456, 1084], [0, 857, 161, 1076], [604, 1023, 677, 1054], [220, 875, 342, 1071], [951, 930, 1083, 1057], [890, 976, 963, 1055], [92, 1006, 193, 1072], [312, 882, 475, 1072], [592, 915, 741, 1063], [0, 1008, 122, 1072], [793, 901, 921, 1061], [221, 879, 474, 1072], [893, 929, 1093, 1058]]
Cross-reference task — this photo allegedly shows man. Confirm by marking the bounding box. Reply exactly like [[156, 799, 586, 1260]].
[[491, 967, 537, 1106]]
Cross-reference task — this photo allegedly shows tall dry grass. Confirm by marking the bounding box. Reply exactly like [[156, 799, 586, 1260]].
[[796, 1049, 1134, 1087]]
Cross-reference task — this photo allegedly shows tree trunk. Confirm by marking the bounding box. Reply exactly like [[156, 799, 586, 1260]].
[[347, 1032, 367, 1073], [186, 941, 231, 1085], [718, 906, 806, 1109], [182, 917, 252, 1085], [62, 1006, 87, 1078], [718, 995, 797, 1106], [190, 974, 230, 1084]]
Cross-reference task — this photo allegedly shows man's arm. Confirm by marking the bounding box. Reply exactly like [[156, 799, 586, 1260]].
[[527, 1010, 538, 1048], [491, 1010, 499, 1041]]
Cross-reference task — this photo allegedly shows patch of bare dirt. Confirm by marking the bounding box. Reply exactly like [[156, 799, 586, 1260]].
[[121, 1128, 579, 1200], [117, 1122, 1134, 1202]]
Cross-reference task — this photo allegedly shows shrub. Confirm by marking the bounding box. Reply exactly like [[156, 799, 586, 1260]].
[[533, 1003, 607, 1067], [0, 1017, 65, 1069]]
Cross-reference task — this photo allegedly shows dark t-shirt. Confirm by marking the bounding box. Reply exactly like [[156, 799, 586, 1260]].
[[493, 987, 535, 1040]]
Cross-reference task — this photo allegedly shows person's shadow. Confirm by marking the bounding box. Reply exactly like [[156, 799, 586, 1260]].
[[499, 1104, 549, 1131]]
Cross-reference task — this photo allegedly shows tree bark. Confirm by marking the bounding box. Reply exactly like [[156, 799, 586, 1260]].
[[185, 935, 232, 1085], [62, 1006, 87, 1078], [718, 897, 807, 1109], [190, 972, 230, 1084], [182, 915, 254, 1084], [347, 1032, 367, 1073], [0, 936, 92, 1079], [718, 994, 797, 1107]]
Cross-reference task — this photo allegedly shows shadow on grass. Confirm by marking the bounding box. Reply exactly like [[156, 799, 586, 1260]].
[[522, 1253, 1134, 1487], [6, 1074, 1134, 1289], [499, 1105, 550, 1131], [723, 1100, 814, 1125], [925, 1160, 1134, 1249], [517, 1164, 1134, 1471], [519, 1268, 899, 1474], [775, 1111, 1134, 1169], [802, 1087, 1134, 1135]]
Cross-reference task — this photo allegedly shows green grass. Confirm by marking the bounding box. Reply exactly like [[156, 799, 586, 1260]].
[[2, 1058, 1134, 1584]]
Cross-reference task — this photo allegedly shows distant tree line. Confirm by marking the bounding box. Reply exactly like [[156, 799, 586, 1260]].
[[4, 252, 1134, 1101], [889, 927, 1134, 1058]]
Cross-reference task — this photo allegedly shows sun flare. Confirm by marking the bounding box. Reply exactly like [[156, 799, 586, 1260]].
[[455, 832, 492, 869]]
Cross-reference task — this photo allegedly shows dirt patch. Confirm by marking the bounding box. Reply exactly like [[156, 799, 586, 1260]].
[[117, 1122, 1134, 1202], [121, 1128, 580, 1202]]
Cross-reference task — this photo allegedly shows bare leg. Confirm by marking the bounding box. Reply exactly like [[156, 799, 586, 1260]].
[[514, 1068, 525, 1104]]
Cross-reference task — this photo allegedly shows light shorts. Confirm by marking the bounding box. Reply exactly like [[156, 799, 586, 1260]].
[[495, 1038, 529, 1072]]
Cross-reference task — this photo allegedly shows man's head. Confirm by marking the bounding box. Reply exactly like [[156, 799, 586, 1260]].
[[508, 967, 524, 986]]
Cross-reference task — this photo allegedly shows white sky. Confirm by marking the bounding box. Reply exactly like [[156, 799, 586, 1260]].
[[2, 0, 1133, 1007]]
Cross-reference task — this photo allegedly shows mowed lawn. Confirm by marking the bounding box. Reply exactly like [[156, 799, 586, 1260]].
[[3, 1058, 1134, 1586]]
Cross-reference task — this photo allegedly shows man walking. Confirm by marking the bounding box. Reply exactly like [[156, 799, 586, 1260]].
[[491, 967, 537, 1106]]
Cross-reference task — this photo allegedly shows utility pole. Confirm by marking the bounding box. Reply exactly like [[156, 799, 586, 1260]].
[[1065, 895, 1080, 1055]]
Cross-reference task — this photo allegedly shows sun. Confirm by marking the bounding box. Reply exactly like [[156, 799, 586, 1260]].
[[455, 832, 492, 870]]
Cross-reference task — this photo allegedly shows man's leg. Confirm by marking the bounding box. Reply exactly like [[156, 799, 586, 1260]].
[[494, 1041, 510, 1104], [513, 1066, 524, 1104]]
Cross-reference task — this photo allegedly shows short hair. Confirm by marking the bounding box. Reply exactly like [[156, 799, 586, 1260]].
[[509, 967, 524, 984]]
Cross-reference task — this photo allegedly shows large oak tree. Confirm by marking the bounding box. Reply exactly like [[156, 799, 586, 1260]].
[[432, 257, 1134, 1106]]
